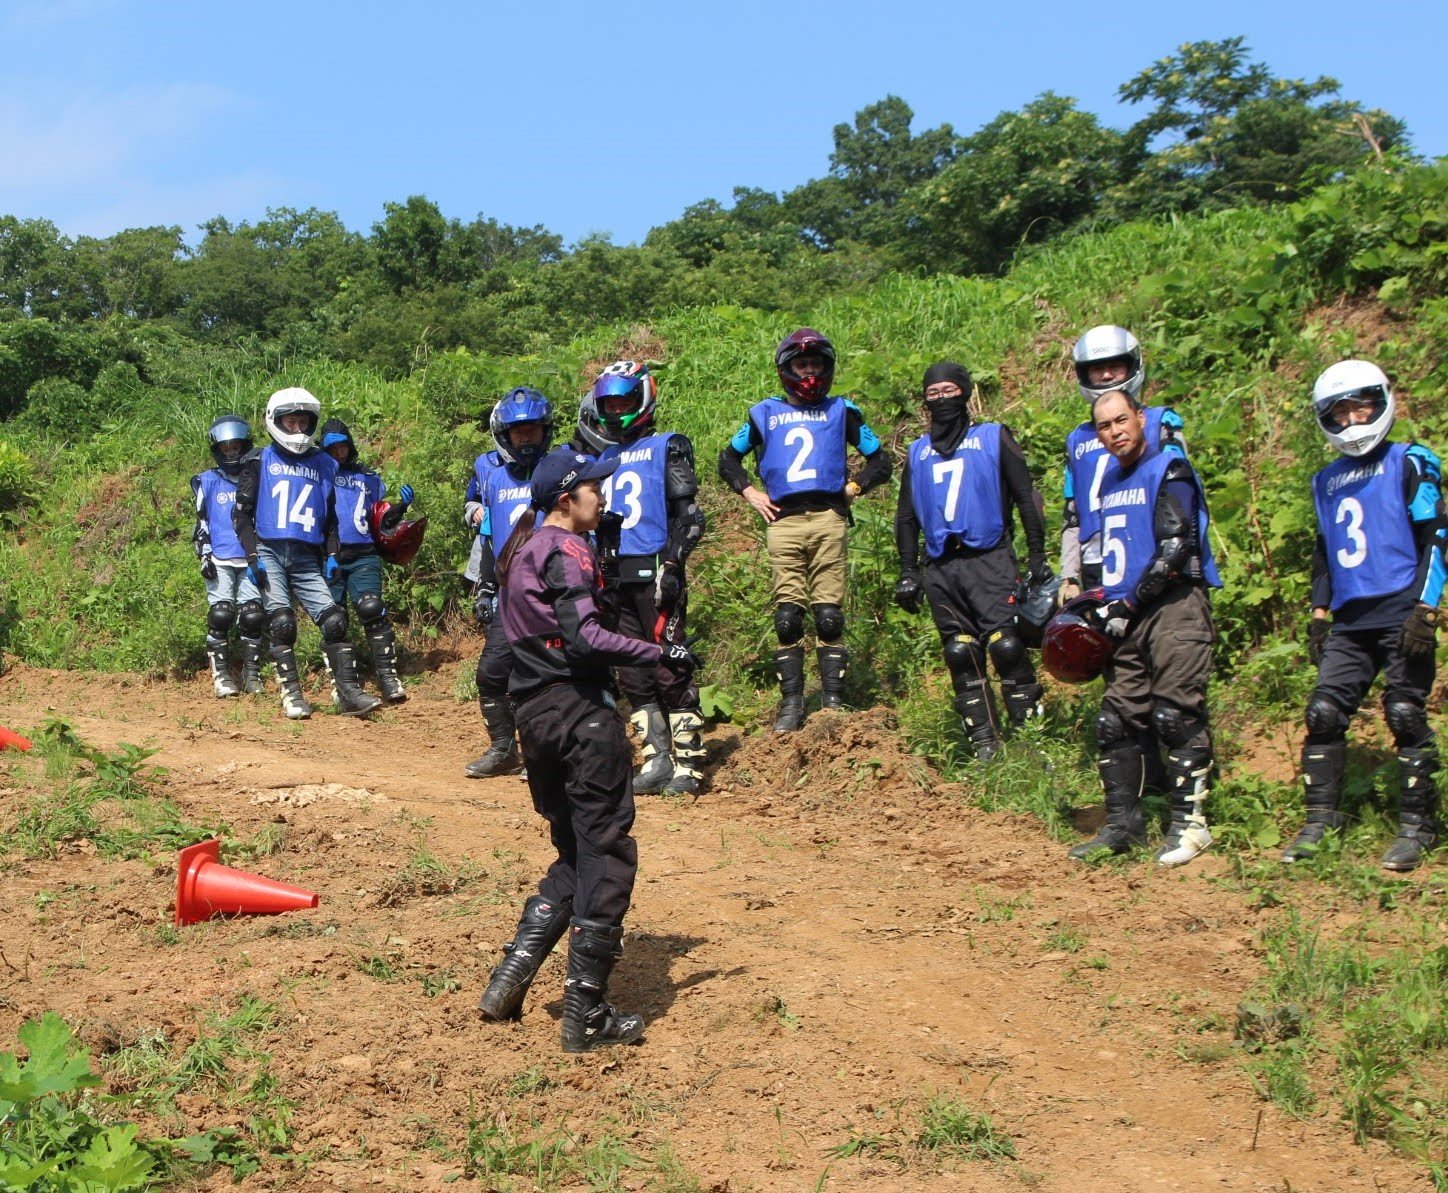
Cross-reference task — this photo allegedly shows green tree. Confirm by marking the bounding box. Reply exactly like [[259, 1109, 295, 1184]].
[[897, 92, 1126, 274], [1112, 37, 1409, 215]]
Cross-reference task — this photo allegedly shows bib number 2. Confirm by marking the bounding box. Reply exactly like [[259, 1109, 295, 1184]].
[[784, 427, 817, 483]]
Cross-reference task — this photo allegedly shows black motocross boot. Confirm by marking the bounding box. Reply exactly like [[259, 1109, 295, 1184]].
[[1138, 730, 1168, 796], [954, 681, 1002, 762], [365, 621, 408, 703], [817, 645, 849, 711], [998, 678, 1043, 730], [239, 635, 266, 695], [1281, 741, 1347, 862], [1069, 746, 1147, 860], [322, 642, 383, 716], [205, 637, 240, 698], [1156, 744, 1214, 867], [663, 708, 706, 795], [772, 647, 806, 734], [465, 698, 522, 777], [477, 895, 574, 1021], [560, 919, 645, 1054], [630, 703, 675, 794], [269, 645, 311, 720], [1381, 747, 1440, 872]]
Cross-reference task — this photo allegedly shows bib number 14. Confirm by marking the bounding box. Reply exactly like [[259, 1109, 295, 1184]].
[[270, 480, 317, 535]]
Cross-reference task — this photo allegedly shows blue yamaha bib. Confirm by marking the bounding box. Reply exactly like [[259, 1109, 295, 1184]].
[[333, 468, 385, 547], [750, 396, 848, 501], [256, 445, 335, 547], [194, 470, 246, 561], [600, 433, 671, 557], [1097, 452, 1220, 601], [908, 424, 1006, 559], [485, 464, 537, 554], [1066, 406, 1171, 544], [1313, 444, 1417, 609]]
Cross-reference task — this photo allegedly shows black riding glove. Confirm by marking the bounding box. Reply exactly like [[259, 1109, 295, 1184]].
[[200, 554, 218, 582], [894, 574, 924, 614], [1089, 599, 1133, 639], [1399, 604, 1439, 660], [660, 642, 699, 674], [1307, 617, 1330, 665], [1026, 553, 1052, 584], [473, 583, 497, 625]]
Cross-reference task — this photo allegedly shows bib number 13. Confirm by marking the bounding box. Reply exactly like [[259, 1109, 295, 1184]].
[[1334, 497, 1367, 569]]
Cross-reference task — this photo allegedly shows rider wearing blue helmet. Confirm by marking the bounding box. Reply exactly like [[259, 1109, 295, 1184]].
[[464, 387, 555, 777]]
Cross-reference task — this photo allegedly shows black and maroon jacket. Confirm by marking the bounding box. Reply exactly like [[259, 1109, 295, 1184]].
[[500, 524, 660, 700]]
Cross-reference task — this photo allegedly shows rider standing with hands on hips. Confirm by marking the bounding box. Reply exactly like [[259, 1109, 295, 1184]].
[[476, 448, 696, 1052], [718, 329, 891, 732]]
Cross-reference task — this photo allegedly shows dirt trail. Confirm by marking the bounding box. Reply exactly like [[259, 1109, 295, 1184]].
[[0, 666, 1427, 1191]]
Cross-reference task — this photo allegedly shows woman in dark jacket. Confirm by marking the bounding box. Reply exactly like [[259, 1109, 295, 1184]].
[[476, 449, 695, 1052]]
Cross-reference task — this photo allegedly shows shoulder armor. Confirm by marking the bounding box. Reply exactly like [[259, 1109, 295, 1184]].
[[1407, 442, 1442, 480], [1160, 408, 1185, 432]]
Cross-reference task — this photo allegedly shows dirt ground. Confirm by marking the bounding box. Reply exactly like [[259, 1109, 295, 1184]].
[[0, 663, 1431, 1191]]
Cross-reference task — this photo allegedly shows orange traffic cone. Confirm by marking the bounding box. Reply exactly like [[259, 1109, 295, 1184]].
[[0, 724, 32, 752], [175, 838, 319, 927]]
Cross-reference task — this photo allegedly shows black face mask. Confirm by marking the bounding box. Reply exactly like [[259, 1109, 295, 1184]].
[[927, 397, 971, 454]]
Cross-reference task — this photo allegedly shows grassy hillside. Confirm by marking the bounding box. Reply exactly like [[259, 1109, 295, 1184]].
[[0, 161, 1446, 1180]]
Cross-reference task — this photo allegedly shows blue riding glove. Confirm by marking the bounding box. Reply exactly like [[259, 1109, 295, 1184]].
[[323, 556, 341, 584], [398, 483, 414, 508], [246, 556, 268, 589]]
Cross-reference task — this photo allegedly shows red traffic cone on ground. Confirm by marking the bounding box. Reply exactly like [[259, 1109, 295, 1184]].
[[175, 838, 319, 927], [0, 724, 33, 752]]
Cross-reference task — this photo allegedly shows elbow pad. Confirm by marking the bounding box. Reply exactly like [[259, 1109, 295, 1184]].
[[1134, 539, 1189, 605]]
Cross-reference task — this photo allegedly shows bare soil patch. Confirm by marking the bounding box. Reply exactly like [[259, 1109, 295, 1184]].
[[0, 666, 1428, 1191]]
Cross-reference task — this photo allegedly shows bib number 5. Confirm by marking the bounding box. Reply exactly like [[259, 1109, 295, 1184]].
[[1101, 513, 1129, 587]]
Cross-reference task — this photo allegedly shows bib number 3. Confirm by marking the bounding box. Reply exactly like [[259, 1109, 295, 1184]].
[[1335, 496, 1368, 569]]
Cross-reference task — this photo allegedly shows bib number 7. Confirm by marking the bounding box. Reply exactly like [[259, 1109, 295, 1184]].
[[931, 457, 965, 521]]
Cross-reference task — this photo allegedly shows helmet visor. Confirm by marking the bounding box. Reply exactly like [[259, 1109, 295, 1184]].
[[1317, 387, 1389, 432], [211, 417, 250, 445]]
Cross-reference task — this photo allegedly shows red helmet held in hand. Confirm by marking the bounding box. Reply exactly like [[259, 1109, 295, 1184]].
[[370, 501, 428, 566], [1042, 590, 1115, 684], [775, 328, 835, 403]]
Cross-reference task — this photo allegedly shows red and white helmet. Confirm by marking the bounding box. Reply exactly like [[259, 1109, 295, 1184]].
[[1042, 591, 1115, 684]]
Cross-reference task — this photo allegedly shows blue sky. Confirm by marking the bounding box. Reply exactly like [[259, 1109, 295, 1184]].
[[1, 0, 1442, 246]]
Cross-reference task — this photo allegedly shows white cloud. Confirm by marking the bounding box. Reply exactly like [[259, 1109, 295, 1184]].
[[0, 80, 290, 237], [3, 0, 119, 31]]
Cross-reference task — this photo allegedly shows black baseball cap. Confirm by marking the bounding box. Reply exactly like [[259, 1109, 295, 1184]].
[[530, 448, 619, 511]]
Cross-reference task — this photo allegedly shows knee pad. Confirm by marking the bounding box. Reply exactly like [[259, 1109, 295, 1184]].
[[941, 634, 986, 688], [1150, 701, 1206, 749], [811, 603, 845, 644], [1095, 703, 1131, 752], [1304, 693, 1349, 743], [354, 591, 387, 627], [238, 600, 267, 638], [318, 603, 350, 644], [206, 601, 236, 636], [773, 602, 806, 646], [268, 608, 298, 648], [986, 629, 1028, 676], [1384, 697, 1432, 748]]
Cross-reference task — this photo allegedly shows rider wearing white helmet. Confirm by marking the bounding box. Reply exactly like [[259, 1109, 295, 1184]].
[[1285, 360, 1446, 871]]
